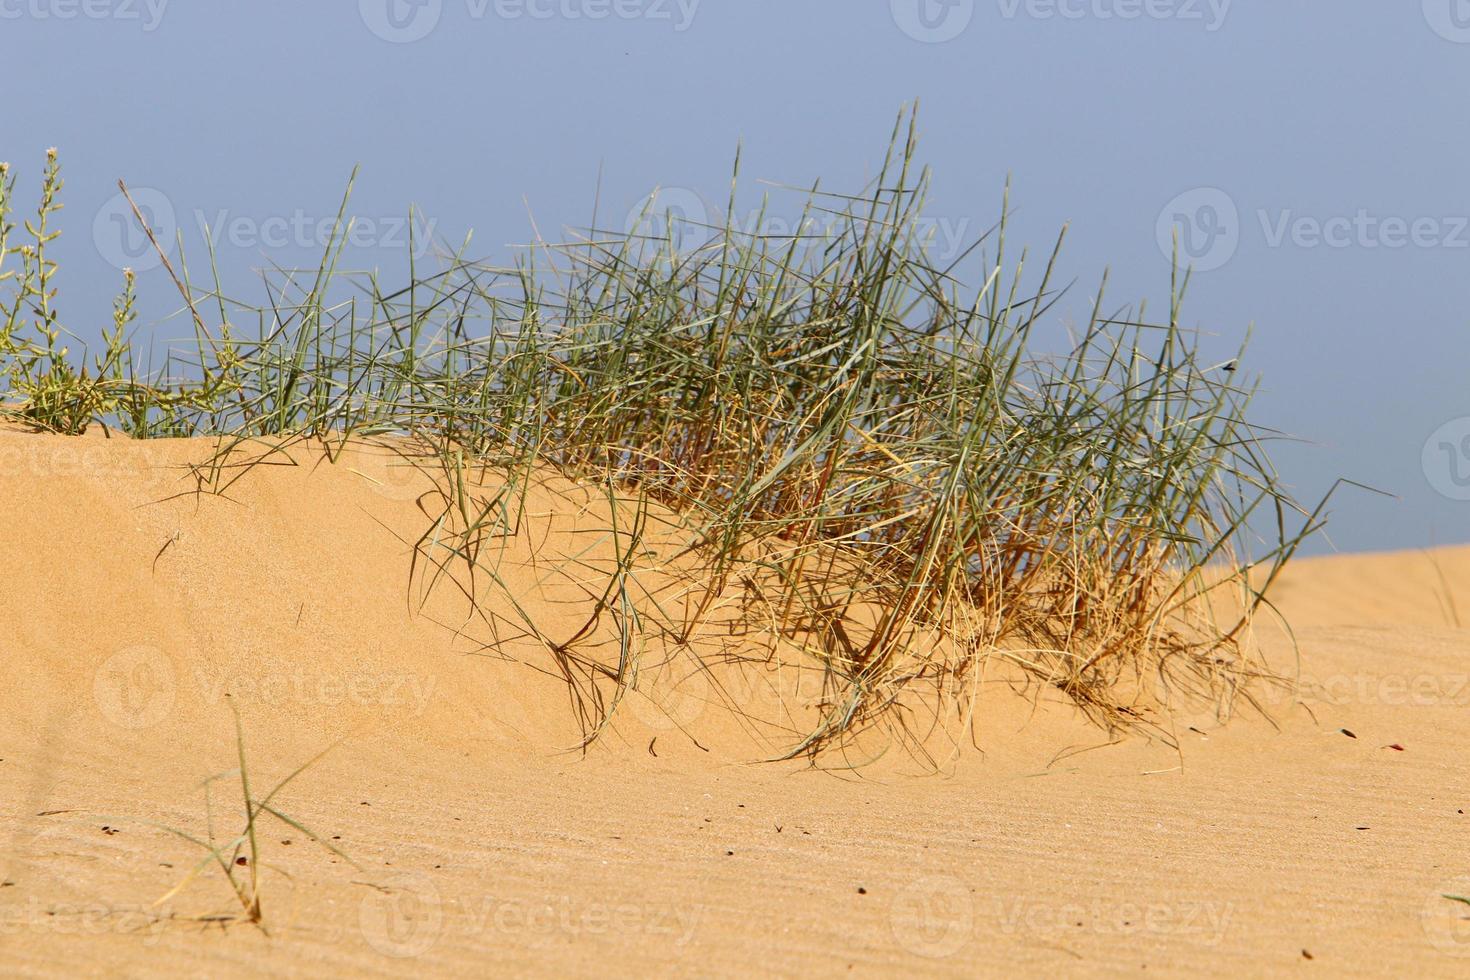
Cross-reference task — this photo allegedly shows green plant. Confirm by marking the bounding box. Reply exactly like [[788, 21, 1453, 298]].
[[151, 706, 355, 930], [0, 108, 1329, 758]]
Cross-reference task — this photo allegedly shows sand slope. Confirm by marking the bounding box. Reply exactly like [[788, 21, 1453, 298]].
[[1, 429, 1468, 977]]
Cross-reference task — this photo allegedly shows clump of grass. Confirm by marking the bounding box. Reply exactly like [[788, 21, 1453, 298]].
[[0, 108, 1327, 758], [0, 151, 222, 434], [150, 705, 355, 930]]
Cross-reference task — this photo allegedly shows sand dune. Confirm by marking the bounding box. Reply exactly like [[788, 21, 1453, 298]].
[[2, 429, 1468, 977]]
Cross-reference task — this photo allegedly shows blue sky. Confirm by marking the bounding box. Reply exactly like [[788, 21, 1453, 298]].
[[4, 1, 1468, 554]]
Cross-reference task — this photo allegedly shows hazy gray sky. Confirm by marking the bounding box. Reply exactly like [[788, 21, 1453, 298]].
[[4, 1, 1467, 555]]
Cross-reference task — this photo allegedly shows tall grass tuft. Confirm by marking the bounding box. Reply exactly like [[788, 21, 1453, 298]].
[[0, 109, 1326, 757]]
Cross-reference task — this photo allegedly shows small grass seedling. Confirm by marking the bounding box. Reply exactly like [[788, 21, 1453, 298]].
[[150, 705, 358, 932]]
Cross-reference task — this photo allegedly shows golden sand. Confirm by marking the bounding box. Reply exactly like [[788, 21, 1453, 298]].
[[2, 429, 1467, 976]]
